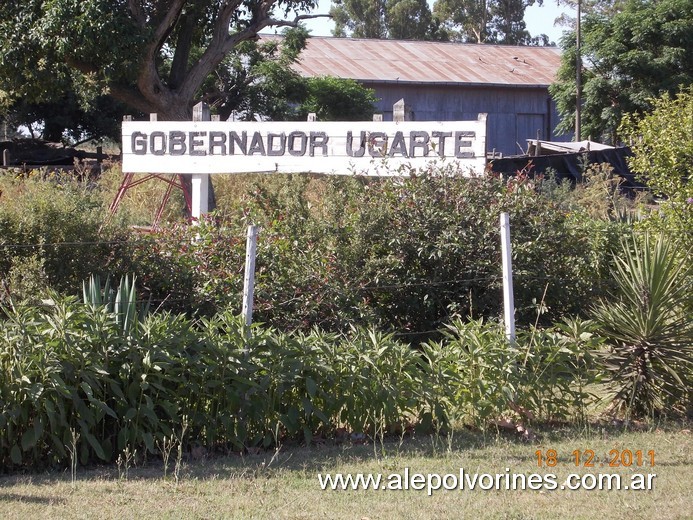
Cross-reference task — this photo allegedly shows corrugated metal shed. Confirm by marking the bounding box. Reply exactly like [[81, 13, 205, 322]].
[[289, 37, 561, 88], [260, 35, 568, 156]]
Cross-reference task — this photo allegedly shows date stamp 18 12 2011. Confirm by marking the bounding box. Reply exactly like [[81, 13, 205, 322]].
[[536, 449, 655, 468]]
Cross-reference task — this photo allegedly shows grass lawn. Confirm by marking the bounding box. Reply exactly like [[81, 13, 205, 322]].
[[1, 423, 690, 520]]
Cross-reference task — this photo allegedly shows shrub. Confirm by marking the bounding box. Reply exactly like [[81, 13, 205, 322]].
[[2, 278, 601, 470], [420, 317, 600, 430], [620, 88, 693, 249], [0, 290, 423, 469], [0, 171, 129, 297], [208, 170, 624, 334], [591, 233, 692, 418]]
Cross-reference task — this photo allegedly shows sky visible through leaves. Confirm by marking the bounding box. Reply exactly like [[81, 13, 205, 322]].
[[301, 0, 575, 44]]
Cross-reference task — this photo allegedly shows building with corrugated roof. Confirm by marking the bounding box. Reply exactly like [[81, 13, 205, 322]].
[[288, 36, 567, 157]]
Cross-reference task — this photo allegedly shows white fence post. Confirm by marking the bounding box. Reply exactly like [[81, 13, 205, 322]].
[[242, 225, 259, 337], [191, 102, 210, 221], [500, 212, 516, 345]]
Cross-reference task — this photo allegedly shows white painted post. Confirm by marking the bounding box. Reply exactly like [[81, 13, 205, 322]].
[[393, 98, 412, 122], [242, 225, 259, 335], [500, 212, 516, 344], [191, 102, 210, 221]]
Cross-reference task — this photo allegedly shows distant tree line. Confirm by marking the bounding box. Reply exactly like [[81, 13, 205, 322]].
[[331, 0, 551, 45]]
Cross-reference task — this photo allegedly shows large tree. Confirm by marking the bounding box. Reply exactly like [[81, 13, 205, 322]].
[[549, 0, 693, 143], [0, 0, 323, 123], [431, 0, 547, 44], [331, 0, 440, 39]]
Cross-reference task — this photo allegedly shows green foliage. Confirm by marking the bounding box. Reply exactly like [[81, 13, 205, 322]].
[[516, 317, 602, 424], [421, 318, 600, 430], [124, 216, 247, 317], [432, 0, 547, 44], [83, 274, 150, 335], [0, 171, 129, 297], [0, 254, 50, 307], [213, 31, 309, 122], [0, 0, 144, 140], [298, 76, 377, 121], [331, 0, 440, 39], [1, 289, 599, 470], [122, 171, 627, 333], [591, 234, 692, 418], [5, 92, 128, 144], [0, 0, 320, 129], [0, 164, 634, 335], [550, 0, 693, 143], [330, 0, 546, 42], [619, 89, 693, 248]]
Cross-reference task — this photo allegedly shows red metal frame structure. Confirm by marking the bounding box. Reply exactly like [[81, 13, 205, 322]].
[[109, 172, 192, 228]]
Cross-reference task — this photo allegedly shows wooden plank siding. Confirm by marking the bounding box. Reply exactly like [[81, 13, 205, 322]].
[[261, 35, 568, 157], [363, 83, 562, 156]]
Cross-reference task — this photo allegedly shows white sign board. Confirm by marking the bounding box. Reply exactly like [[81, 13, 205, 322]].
[[122, 116, 487, 176]]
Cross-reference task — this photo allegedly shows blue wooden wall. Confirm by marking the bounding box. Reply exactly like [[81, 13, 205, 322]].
[[363, 82, 568, 157]]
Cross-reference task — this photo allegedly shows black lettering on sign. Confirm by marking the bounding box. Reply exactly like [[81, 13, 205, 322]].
[[388, 131, 408, 157], [432, 131, 452, 157], [455, 132, 475, 158], [267, 133, 286, 156], [132, 132, 147, 155], [409, 131, 430, 157], [189, 131, 207, 156], [248, 132, 266, 155], [169, 131, 187, 155], [150, 131, 166, 156], [230, 131, 247, 155], [346, 131, 366, 157], [288, 131, 307, 156], [310, 132, 328, 157], [209, 131, 227, 155], [368, 132, 387, 157]]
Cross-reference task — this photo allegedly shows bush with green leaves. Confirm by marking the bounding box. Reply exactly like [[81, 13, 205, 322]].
[[0, 171, 129, 302], [205, 170, 626, 334], [620, 88, 693, 249], [591, 233, 692, 418], [0, 279, 421, 468], [1, 274, 601, 470], [1, 164, 631, 335], [420, 318, 600, 431]]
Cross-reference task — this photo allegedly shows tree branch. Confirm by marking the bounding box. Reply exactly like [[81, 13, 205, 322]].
[[265, 13, 333, 28], [169, 12, 195, 89], [127, 0, 146, 27], [178, 0, 261, 103], [148, 0, 187, 60], [108, 84, 158, 115], [135, 0, 188, 114]]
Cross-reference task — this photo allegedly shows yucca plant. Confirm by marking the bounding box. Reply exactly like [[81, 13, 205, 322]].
[[591, 233, 692, 418], [83, 274, 150, 335]]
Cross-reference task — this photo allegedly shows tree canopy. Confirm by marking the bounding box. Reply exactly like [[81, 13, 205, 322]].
[[432, 0, 547, 44], [0, 0, 323, 128], [331, 0, 439, 39], [330, 0, 549, 43], [549, 0, 693, 143]]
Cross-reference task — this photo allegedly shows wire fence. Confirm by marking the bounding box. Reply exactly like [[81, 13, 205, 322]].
[[2, 223, 690, 336]]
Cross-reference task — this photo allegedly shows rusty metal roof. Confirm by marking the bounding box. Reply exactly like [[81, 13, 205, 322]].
[[277, 36, 562, 88]]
